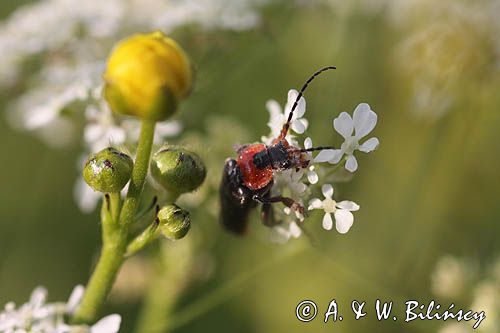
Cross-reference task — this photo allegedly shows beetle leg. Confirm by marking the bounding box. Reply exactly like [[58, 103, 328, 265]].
[[260, 203, 275, 227], [260, 191, 278, 227], [252, 194, 306, 217]]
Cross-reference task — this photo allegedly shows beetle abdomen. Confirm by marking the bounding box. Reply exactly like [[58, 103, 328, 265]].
[[219, 158, 256, 234]]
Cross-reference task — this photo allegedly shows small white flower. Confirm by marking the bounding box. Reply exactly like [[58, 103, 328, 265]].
[[303, 137, 337, 184], [0, 285, 121, 333], [270, 221, 302, 243], [84, 104, 126, 153], [66, 285, 85, 314], [121, 118, 182, 146], [329, 103, 379, 172], [308, 184, 359, 234], [74, 166, 101, 213], [431, 255, 470, 299], [272, 169, 307, 199], [302, 138, 319, 184], [304, 137, 336, 164], [90, 314, 121, 333], [307, 165, 319, 184], [261, 89, 308, 144]]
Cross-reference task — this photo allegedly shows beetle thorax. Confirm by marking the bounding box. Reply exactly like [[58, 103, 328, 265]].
[[237, 143, 274, 190], [236, 140, 311, 190]]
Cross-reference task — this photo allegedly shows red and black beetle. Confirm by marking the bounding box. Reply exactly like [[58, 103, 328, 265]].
[[219, 66, 336, 234]]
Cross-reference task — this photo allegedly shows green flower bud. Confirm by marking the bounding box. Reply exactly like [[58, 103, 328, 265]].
[[150, 147, 206, 194], [158, 204, 191, 240], [83, 147, 133, 193]]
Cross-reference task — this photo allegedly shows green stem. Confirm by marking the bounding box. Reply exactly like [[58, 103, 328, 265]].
[[126, 188, 181, 257], [119, 120, 156, 227], [125, 221, 159, 257], [72, 225, 128, 324], [109, 192, 121, 223], [73, 119, 156, 324]]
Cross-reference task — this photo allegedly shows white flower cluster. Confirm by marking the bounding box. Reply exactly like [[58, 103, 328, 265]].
[[0, 286, 121, 333], [0, 0, 268, 86], [263, 90, 379, 242], [432, 255, 500, 333], [2, 0, 270, 147], [0, 0, 272, 213]]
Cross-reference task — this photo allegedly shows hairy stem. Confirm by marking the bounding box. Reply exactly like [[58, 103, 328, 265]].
[[73, 119, 156, 324], [72, 225, 128, 324]]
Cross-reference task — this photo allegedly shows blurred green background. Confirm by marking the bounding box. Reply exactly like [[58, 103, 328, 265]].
[[1, 1, 499, 332]]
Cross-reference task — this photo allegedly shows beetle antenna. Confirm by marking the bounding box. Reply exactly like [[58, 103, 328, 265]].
[[278, 66, 336, 139], [297, 146, 336, 153]]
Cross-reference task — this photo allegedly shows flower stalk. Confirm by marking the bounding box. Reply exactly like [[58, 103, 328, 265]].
[[119, 119, 156, 227], [73, 119, 156, 324]]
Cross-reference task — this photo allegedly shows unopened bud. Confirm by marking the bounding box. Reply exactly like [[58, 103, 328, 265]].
[[83, 147, 133, 193], [158, 204, 190, 240], [150, 147, 206, 194]]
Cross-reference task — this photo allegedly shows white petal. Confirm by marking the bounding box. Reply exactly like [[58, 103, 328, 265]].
[[286, 89, 306, 118], [314, 149, 336, 163], [308, 198, 323, 210], [333, 112, 353, 139], [287, 89, 298, 104], [106, 127, 126, 146], [345, 155, 358, 172], [265, 99, 282, 116], [353, 103, 377, 138], [84, 124, 104, 143], [359, 137, 379, 153], [289, 222, 302, 238], [294, 210, 305, 222], [30, 287, 48, 308], [322, 213, 334, 230], [74, 178, 101, 213], [66, 285, 85, 314], [270, 225, 291, 244], [265, 100, 284, 136], [291, 119, 306, 134], [334, 209, 354, 234], [304, 137, 313, 149], [300, 118, 309, 130], [321, 184, 334, 198], [290, 168, 304, 182], [307, 170, 319, 184], [24, 106, 58, 129], [156, 120, 182, 137], [91, 314, 121, 333], [328, 149, 343, 164], [292, 182, 307, 194], [336, 200, 360, 211]]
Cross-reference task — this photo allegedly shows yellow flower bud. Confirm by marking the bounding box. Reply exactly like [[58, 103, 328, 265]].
[[103, 31, 193, 121]]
